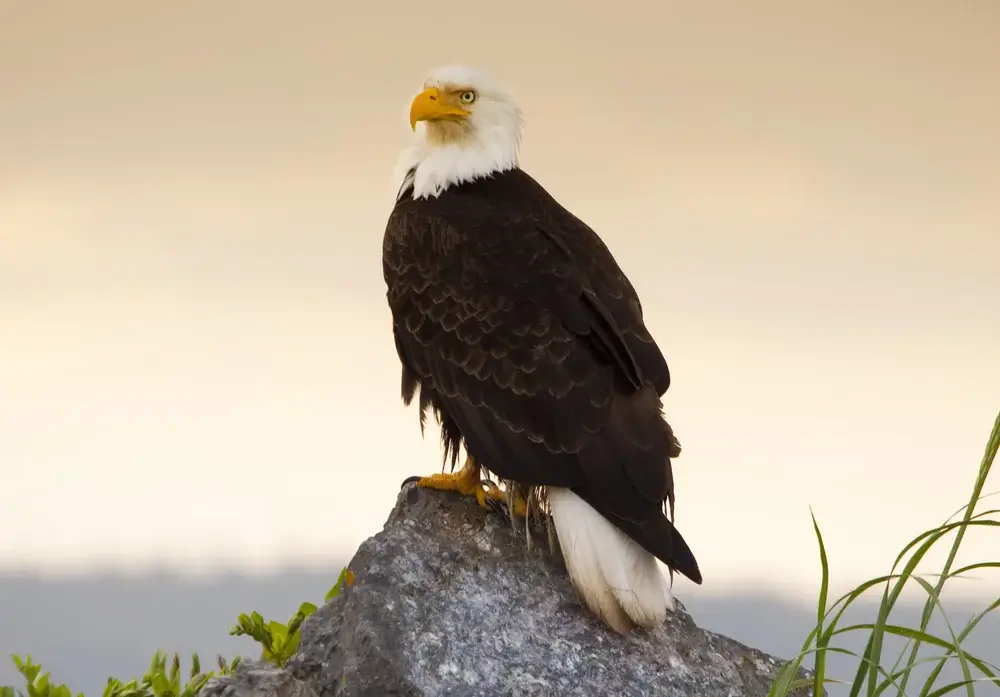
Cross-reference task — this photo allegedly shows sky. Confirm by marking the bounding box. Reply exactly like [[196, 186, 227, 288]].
[[1, 0, 999, 608]]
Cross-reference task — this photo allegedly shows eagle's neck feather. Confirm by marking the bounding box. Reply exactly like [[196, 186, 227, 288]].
[[393, 113, 522, 200]]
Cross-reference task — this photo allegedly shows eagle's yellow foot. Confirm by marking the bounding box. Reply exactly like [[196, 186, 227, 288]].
[[474, 479, 531, 520], [415, 457, 530, 519], [507, 489, 529, 519], [416, 456, 493, 510], [478, 480, 508, 510]]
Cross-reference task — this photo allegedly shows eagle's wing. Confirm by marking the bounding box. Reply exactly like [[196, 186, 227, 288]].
[[536, 211, 673, 398]]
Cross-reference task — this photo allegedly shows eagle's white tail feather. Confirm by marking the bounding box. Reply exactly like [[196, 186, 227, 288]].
[[547, 487, 674, 633]]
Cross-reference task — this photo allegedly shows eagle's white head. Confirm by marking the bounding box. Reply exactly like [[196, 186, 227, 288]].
[[394, 65, 524, 200]]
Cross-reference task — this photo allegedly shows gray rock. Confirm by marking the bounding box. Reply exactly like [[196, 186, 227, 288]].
[[201, 662, 318, 697], [202, 483, 815, 697]]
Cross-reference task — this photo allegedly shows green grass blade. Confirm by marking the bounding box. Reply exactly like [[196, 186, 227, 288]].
[[811, 508, 831, 697], [924, 679, 999, 697], [907, 576, 973, 697], [832, 623, 999, 681], [849, 517, 999, 696], [895, 411, 999, 697], [919, 596, 1000, 697]]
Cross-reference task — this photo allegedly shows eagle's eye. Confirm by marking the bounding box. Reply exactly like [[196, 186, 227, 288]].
[[459, 90, 476, 104]]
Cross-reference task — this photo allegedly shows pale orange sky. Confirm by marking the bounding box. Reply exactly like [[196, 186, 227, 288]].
[[1, 1, 998, 598]]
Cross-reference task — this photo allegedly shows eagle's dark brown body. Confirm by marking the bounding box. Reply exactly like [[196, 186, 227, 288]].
[[382, 168, 701, 585]]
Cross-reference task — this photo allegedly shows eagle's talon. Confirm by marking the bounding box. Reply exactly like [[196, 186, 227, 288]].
[[485, 496, 510, 521], [400, 475, 422, 489], [473, 480, 506, 511]]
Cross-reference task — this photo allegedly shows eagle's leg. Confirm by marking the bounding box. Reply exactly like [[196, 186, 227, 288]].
[[416, 455, 495, 510], [502, 482, 530, 519], [477, 478, 529, 519]]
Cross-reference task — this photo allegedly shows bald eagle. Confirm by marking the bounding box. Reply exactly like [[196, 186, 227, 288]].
[[381, 65, 701, 634]]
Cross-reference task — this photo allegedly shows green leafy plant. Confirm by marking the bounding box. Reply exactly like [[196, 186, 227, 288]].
[[230, 566, 355, 667], [0, 567, 356, 697], [228, 606, 314, 667], [769, 410, 1000, 697], [4, 655, 83, 697], [101, 651, 242, 697], [2, 652, 242, 697], [325, 567, 356, 603]]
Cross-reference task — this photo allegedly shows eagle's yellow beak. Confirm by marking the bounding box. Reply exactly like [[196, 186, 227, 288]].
[[409, 87, 471, 131]]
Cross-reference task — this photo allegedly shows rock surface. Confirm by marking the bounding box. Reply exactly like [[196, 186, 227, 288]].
[[202, 483, 813, 697]]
